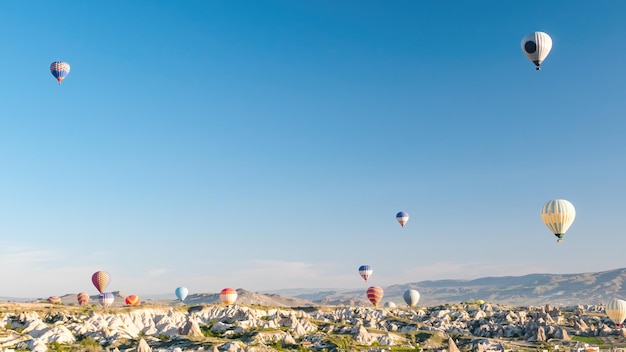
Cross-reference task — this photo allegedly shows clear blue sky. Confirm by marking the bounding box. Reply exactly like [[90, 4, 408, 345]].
[[1, 1, 625, 298]]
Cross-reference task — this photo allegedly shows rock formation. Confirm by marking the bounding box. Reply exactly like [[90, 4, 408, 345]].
[[0, 302, 619, 351]]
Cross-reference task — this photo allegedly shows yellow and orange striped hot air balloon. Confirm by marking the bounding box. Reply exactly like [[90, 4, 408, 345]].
[[91, 271, 110, 294], [77, 292, 90, 306], [125, 295, 140, 306], [366, 286, 383, 307], [220, 288, 238, 305]]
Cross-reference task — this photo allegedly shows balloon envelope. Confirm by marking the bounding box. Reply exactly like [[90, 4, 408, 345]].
[[396, 212, 409, 227], [98, 293, 114, 307], [50, 61, 70, 83], [606, 299, 626, 327], [521, 32, 552, 70], [175, 287, 189, 301], [47, 296, 61, 304], [220, 288, 238, 305], [358, 265, 372, 282], [383, 301, 396, 308], [92, 271, 110, 294], [541, 199, 576, 242], [403, 289, 420, 307], [77, 292, 90, 306], [125, 295, 140, 306], [366, 286, 383, 307]]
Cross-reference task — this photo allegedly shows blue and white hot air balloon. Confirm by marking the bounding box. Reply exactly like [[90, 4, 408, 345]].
[[521, 32, 552, 70], [175, 287, 189, 301], [50, 61, 70, 84], [396, 212, 409, 228], [358, 265, 372, 282], [98, 292, 114, 307], [541, 199, 576, 243]]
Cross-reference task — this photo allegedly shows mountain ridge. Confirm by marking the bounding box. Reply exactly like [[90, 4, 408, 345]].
[[279, 267, 626, 306], [24, 267, 626, 307]]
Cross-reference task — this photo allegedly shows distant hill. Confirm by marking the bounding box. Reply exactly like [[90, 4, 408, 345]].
[[27, 268, 626, 308], [283, 268, 626, 307]]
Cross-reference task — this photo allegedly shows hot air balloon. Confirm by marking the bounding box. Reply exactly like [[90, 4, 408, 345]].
[[358, 265, 373, 282], [92, 271, 111, 294], [125, 295, 140, 306], [50, 61, 70, 84], [396, 212, 409, 228], [541, 199, 576, 243], [521, 32, 552, 70], [403, 289, 420, 307], [220, 288, 238, 305], [77, 292, 90, 306], [175, 287, 188, 301], [98, 292, 114, 307], [383, 301, 396, 308], [47, 296, 62, 304], [366, 286, 383, 307], [606, 299, 626, 327]]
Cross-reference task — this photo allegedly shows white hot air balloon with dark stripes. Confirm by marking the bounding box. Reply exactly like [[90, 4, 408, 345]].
[[541, 199, 576, 243], [98, 292, 114, 307], [606, 299, 626, 327], [403, 289, 420, 307], [521, 32, 552, 70]]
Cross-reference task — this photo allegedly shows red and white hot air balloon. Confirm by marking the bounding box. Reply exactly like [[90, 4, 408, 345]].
[[220, 288, 238, 305]]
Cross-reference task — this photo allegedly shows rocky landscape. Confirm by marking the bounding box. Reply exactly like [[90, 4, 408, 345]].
[[3, 268, 626, 351], [0, 300, 624, 352]]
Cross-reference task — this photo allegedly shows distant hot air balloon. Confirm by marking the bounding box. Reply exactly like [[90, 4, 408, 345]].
[[47, 296, 62, 304], [220, 288, 238, 305], [77, 292, 90, 306], [383, 301, 396, 308], [606, 299, 626, 327], [403, 289, 420, 307], [396, 212, 409, 228], [125, 295, 140, 306], [541, 199, 576, 243], [366, 286, 383, 307], [50, 61, 70, 84], [358, 265, 373, 282], [98, 292, 114, 307], [521, 32, 552, 70], [175, 287, 189, 301], [92, 271, 111, 294]]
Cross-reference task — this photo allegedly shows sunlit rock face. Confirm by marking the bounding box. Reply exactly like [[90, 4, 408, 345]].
[[0, 302, 616, 351]]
